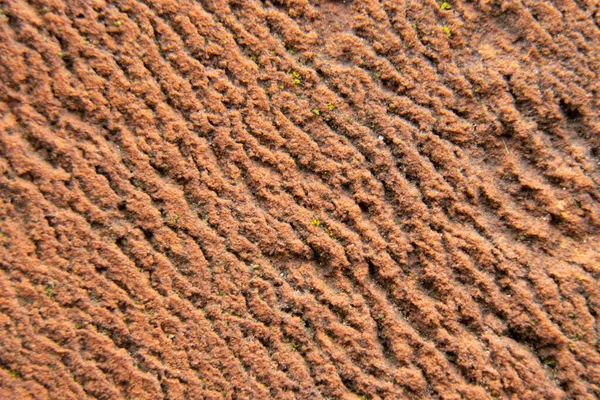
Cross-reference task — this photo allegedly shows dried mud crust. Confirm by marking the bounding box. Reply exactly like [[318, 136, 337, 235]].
[[0, 0, 599, 398]]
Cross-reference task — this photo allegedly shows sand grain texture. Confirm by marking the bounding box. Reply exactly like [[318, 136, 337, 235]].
[[1, 0, 600, 398]]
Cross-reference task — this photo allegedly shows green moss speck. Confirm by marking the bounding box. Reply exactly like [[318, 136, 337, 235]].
[[45, 286, 56, 297], [291, 70, 302, 85], [443, 25, 452, 37], [9, 370, 21, 379]]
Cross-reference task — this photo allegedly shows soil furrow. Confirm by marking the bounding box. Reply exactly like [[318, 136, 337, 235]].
[[1, 0, 600, 399]]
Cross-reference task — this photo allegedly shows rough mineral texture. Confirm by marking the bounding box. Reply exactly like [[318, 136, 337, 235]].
[[1, 0, 599, 399]]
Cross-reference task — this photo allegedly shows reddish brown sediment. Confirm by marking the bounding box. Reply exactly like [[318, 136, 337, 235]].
[[0, 0, 599, 398]]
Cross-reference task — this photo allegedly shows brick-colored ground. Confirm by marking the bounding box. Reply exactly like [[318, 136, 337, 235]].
[[1, 0, 599, 398]]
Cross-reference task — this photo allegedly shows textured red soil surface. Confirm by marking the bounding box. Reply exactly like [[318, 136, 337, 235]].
[[1, 0, 600, 398]]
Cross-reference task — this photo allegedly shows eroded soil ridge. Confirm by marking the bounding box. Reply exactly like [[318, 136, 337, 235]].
[[1, 0, 600, 398]]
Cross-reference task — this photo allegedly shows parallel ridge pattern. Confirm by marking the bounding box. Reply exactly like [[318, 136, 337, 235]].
[[0, 0, 599, 398]]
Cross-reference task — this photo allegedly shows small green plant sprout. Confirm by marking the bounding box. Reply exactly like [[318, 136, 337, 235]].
[[250, 55, 257, 63], [311, 218, 321, 227], [312, 108, 320, 116], [291, 70, 302, 84], [172, 214, 179, 224], [45, 284, 56, 297], [9, 370, 21, 379], [288, 48, 296, 55], [41, 6, 48, 13], [411, 22, 417, 29], [327, 102, 335, 111], [113, 20, 122, 27], [443, 25, 452, 37], [251, 263, 260, 270], [219, 290, 225, 296], [290, 341, 300, 351], [57, 51, 64, 58], [439, 1, 452, 10]]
